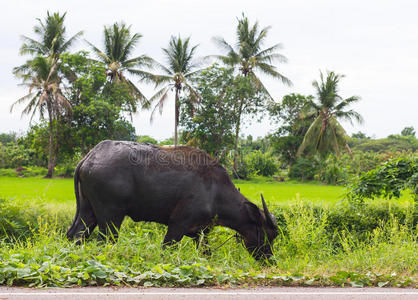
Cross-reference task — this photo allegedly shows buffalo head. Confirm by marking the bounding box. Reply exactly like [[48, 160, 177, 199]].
[[242, 194, 278, 260]]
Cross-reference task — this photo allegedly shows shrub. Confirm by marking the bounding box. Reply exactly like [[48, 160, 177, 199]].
[[0, 142, 33, 169], [20, 166, 48, 177], [55, 152, 82, 177], [288, 157, 318, 181], [0, 167, 47, 177], [231, 156, 251, 179], [0, 198, 47, 239], [0, 169, 19, 177], [246, 150, 278, 177], [320, 155, 349, 185], [347, 155, 418, 203]]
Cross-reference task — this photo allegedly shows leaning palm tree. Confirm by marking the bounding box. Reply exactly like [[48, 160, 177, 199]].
[[86, 22, 154, 113], [149, 36, 201, 146], [12, 56, 72, 178], [13, 11, 81, 178], [297, 71, 363, 157], [212, 14, 292, 171]]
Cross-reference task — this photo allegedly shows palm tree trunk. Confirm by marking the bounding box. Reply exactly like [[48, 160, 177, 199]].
[[174, 88, 180, 146], [233, 101, 244, 177], [233, 119, 240, 175], [45, 102, 55, 178]]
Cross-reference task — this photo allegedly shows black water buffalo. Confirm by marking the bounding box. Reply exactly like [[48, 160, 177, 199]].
[[67, 140, 278, 259]]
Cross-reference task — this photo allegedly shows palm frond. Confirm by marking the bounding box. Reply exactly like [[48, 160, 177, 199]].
[[297, 115, 323, 156], [334, 95, 361, 111], [127, 68, 157, 84], [85, 39, 110, 63], [256, 62, 292, 86], [212, 37, 237, 55], [10, 92, 37, 112], [335, 109, 364, 125], [61, 31, 83, 52], [153, 60, 173, 75], [122, 55, 154, 68], [149, 85, 172, 123], [182, 81, 201, 102], [249, 74, 273, 99], [19, 35, 47, 56], [149, 74, 173, 88]]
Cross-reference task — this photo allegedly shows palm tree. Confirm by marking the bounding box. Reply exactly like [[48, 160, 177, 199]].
[[297, 71, 363, 157], [212, 14, 292, 172], [149, 36, 201, 146], [213, 14, 291, 92], [86, 22, 154, 113], [12, 56, 72, 177], [13, 11, 81, 178]]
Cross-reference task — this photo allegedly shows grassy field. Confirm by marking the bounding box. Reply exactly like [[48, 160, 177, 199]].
[[0, 176, 416, 287], [1, 176, 413, 206], [0, 177, 74, 203]]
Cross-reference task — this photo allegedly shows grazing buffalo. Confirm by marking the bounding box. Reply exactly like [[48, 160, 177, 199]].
[[67, 140, 278, 259]]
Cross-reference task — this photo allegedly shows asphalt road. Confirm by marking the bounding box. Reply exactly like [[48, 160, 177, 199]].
[[0, 287, 417, 300]]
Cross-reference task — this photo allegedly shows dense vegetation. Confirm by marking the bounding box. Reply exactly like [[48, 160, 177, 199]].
[[0, 178, 416, 287]]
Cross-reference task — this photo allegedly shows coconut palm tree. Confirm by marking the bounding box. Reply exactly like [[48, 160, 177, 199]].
[[149, 35, 201, 146], [86, 22, 154, 113], [13, 11, 81, 178], [212, 14, 292, 171], [213, 14, 291, 94], [297, 71, 363, 157], [12, 56, 72, 178]]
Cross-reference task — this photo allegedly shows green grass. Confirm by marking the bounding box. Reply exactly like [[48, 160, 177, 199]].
[[0, 176, 416, 287], [0, 177, 73, 203], [1, 176, 347, 206], [237, 180, 346, 207]]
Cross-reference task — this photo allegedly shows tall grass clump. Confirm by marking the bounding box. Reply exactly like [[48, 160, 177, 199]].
[[274, 203, 333, 269]]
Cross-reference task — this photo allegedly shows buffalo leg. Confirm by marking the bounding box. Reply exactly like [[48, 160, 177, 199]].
[[188, 227, 212, 256], [97, 215, 124, 242], [163, 196, 213, 248], [162, 226, 186, 247], [67, 201, 97, 242]]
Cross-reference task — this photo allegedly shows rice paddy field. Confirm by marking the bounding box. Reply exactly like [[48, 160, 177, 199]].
[[0, 176, 416, 288]]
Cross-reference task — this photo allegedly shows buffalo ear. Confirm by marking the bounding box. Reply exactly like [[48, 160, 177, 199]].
[[244, 202, 261, 226]]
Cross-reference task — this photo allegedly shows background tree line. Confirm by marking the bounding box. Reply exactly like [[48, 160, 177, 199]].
[[3, 11, 416, 182]]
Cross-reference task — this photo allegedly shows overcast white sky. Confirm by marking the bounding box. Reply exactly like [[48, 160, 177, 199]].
[[1, 0, 417, 140]]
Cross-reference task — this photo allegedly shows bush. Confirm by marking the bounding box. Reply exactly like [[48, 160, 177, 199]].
[[0, 169, 19, 177], [320, 155, 349, 185], [288, 157, 318, 181], [269, 201, 417, 248], [246, 150, 278, 177], [0, 197, 49, 239], [347, 155, 418, 203], [55, 152, 82, 177], [230, 156, 251, 179], [20, 166, 48, 177], [0, 167, 47, 177], [0, 142, 33, 169]]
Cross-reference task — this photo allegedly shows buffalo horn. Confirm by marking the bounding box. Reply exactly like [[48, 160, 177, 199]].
[[261, 193, 276, 228]]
